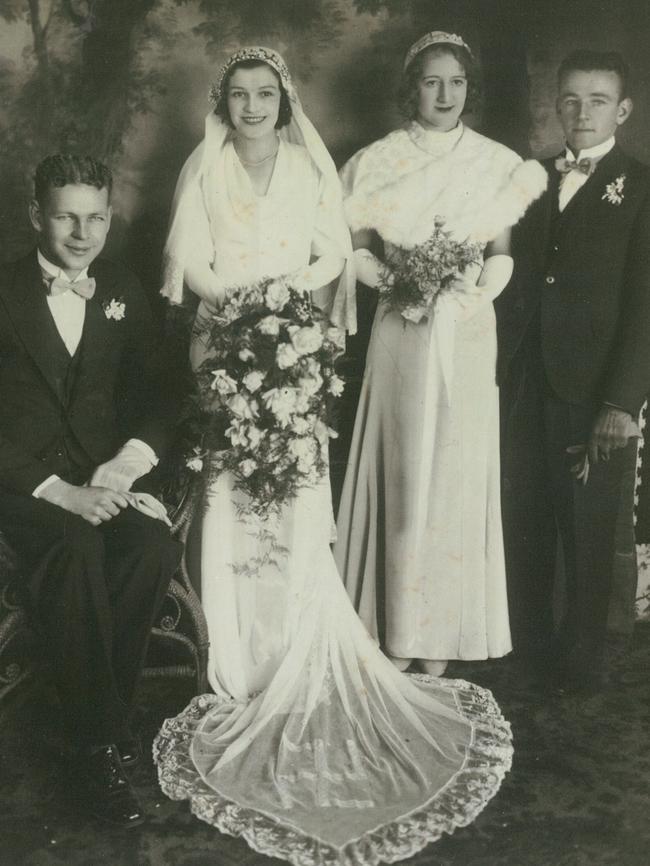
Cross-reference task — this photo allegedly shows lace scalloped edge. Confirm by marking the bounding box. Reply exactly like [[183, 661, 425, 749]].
[[153, 677, 513, 866]]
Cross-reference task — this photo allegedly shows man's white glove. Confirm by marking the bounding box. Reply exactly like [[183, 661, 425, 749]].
[[90, 441, 156, 493], [124, 491, 172, 527]]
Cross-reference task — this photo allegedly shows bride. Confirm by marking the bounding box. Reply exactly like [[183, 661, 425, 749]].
[[154, 46, 513, 866]]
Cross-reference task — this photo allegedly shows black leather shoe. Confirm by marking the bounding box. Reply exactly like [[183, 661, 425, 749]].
[[75, 745, 146, 828], [116, 735, 142, 769]]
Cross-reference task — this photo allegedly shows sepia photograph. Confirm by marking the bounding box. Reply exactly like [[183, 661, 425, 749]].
[[0, 1, 649, 864]]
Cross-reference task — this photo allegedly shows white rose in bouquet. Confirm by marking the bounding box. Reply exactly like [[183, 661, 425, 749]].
[[327, 374, 345, 397], [276, 343, 300, 370], [289, 437, 318, 473], [226, 393, 257, 420], [186, 449, 204, 472], [227, 423, 248, 447], [299, 370, 323, 398], [303, 357, 320, 377], [238, 458, 257, 478], [243, 370, 265, 393], [257, 315, 282, 337], [294, 391, 311, 414], [326, 325, 344, 346], [246, 425, 265, 449], [262, 387, 297, 427], [292, 416, 311, 435], [265, 280, 291, 311], [239, 348, 256, 363], [314, 419, 331, 447], [291, 325, 323, 356], [211, 369, 238, 396]]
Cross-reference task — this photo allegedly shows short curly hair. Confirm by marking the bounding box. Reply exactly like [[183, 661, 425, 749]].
[[213, 59, 292, 129], [397, 43, 482, 120], [34, 153, 112, 204]]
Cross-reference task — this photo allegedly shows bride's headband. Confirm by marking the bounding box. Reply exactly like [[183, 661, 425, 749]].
[[403, 31, 474, 71], [209, 46, 295, 105]]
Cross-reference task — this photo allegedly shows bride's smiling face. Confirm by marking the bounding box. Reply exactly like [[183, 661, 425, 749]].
[[227, 65, 282, 142], [416, 51, 468, 132]]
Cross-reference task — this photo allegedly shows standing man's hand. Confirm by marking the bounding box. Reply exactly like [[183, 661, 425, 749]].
[[38, 479, 129, 525], [588, 406, 641, 464]]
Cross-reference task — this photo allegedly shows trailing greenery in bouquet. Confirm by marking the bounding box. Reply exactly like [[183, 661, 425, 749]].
[[185, 276, 345, 517], [379, 218, 483, 324]]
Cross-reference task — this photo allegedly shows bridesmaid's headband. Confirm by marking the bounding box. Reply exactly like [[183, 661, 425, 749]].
[[403, 31, 474, 71]]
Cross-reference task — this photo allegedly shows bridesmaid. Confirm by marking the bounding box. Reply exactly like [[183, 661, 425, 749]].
[[334, 31, 546, 675]]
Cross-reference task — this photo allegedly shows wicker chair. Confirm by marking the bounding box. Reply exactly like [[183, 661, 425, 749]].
[[0, 481, 209, 705]]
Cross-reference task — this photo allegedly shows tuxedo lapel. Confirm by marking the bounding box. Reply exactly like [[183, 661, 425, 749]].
[[67, 260, 124, 404], [526, 157, 558, 269], [0, 252, 72, 402]]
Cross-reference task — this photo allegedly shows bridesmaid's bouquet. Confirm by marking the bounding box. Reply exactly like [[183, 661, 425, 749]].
[[379, 218, 482, 324], [187, 277, 345, 517]]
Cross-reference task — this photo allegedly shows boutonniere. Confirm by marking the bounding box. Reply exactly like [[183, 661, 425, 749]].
[[102, 297, 126, 321], [602, 174, 626, 206]]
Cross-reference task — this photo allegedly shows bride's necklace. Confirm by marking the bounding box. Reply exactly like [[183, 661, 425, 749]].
[[236, 144, 279, 167]]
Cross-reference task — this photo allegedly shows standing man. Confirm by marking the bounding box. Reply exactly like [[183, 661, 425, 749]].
[[0, 154, 181, 825], [497, 51, 650, 691]]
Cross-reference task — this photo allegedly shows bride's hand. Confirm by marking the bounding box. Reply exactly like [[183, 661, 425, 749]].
[[184, 261, 227, 310]]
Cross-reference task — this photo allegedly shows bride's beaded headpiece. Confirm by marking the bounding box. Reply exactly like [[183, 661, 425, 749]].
[[403, 31, 474, 70], [209, 46, 295, 105]]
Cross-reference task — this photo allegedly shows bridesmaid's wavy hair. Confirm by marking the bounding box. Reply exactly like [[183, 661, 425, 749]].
[[214, 60, 293, 129], [398, 44, 482, 120]]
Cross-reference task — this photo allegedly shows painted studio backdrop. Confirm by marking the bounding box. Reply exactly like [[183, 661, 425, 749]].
[[2, 0, 650, 611]]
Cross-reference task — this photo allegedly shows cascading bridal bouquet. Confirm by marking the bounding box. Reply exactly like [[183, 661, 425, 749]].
[[378, 218, 483, 324], [188, 276, 345, 517]]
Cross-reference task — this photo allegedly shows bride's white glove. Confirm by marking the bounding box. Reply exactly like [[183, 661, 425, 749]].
[[447, 254, 514, 322], [289, 252, 346, 296], [352, 248, 393, 290], [184, 261, 228, 310]]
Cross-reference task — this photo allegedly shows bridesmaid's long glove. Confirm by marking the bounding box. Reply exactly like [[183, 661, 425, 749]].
[[448, 254, 514, 321], [351, 248, 393, 290]]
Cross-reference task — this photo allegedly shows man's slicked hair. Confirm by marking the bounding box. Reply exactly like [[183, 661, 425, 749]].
[[558, 50, 630, 99], [34, 153, 113, 204]]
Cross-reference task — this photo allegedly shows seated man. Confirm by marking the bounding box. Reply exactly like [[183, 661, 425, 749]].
[[0, 154, 182, 826]]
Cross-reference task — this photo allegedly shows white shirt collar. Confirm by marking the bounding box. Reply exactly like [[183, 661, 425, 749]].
[[566, 136, 616, 163], [37, 249, 89, 283]]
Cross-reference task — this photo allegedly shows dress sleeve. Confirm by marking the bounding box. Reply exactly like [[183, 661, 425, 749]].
[[291, 172, 346, 294], [294, 160, 356, 333]]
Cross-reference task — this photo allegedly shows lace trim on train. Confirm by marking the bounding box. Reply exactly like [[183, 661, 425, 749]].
[[153, 677, 513, 866]]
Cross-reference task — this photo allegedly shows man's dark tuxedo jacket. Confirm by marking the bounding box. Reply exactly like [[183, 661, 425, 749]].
[[0, 251, 171, 495], [497, 144, 650, 418]]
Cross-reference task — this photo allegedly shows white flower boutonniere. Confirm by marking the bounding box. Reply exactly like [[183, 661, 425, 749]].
[[103, 298, 126, 321], [602, 174, 626, 206]]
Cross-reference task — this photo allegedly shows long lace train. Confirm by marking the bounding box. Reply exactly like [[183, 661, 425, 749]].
[[155, 668, 512, 865], [154, 479, 512, 865]]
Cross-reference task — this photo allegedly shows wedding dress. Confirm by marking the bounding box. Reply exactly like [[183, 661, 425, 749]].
[[154, 46, 514, 866]]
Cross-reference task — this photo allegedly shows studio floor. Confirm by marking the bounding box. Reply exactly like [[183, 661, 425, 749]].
[[1, 624, 649, 866]]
